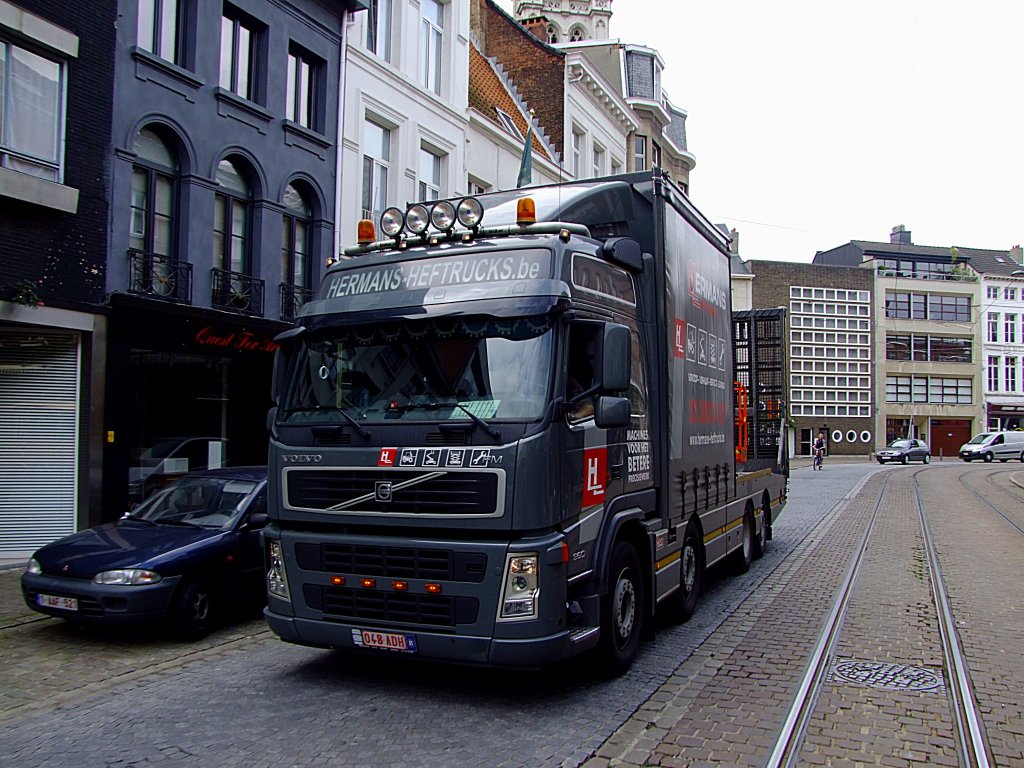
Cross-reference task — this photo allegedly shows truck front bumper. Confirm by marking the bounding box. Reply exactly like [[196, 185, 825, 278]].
[[265, 609, 589, 667]]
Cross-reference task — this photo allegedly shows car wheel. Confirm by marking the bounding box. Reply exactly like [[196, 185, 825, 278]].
[[173, 580, 216, 641], [597, 540, 645, 675], [923, 454, 930, 464], [1020, 451, 1024, 463], [878, 460, 885, 464], [901, 454, 909, 465], [984, 452, 994, 463]]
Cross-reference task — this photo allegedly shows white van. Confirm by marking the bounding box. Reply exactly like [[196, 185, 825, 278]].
[[958, 431, 1024, 462]]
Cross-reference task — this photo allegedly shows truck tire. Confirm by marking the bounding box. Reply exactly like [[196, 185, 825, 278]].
[[172, 580, 215, 641], [660, 522, 702, 624], [754, 498, 770, 559], [733, 507, 755, 573], [596, 540, 645, 675]]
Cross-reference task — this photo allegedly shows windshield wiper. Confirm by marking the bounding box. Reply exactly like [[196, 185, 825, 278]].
[[124, 514, 158, 526], [388, 401, 501, 441], [282, 403, 370, 438], [157, 519, 205, 529]]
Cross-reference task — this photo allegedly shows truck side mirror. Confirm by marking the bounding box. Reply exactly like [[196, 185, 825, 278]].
[[600, 323, 631, 393], [272, 326, 305, 405], [594, 395, 630, 429]]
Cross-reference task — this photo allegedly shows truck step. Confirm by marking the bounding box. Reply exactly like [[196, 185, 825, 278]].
[[569, 627, 599, 644]]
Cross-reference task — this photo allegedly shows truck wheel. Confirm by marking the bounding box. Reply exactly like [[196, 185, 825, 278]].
[[754, 499, 770, 559], [597, 540, 645, 675], [734, 507, 755, 573], [172, 580, 215, 641], [661, 522, 702, 624]]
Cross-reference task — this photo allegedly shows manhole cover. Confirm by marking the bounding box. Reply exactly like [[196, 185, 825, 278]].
[[829, 658, 945, 693]]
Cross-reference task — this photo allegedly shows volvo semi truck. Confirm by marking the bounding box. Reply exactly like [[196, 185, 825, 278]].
[[263, 169, 788, 674]]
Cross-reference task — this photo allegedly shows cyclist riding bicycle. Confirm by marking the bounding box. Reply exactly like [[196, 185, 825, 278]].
[[813, 432, 826, 470]]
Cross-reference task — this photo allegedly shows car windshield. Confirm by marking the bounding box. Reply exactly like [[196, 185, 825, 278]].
[[888, 440, 912, 448], [280, 315, 555, 424], [966, 434, 992, 444], [129, 476, 259, 529]]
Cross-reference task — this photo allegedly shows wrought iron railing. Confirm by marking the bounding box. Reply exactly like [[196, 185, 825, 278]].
[[211, 267, 265, 316], [280, 283, 313, 322], [128, 249, 192, 303]]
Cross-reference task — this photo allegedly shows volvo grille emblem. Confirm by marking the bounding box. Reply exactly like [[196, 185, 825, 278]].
[[375, 481, 393, 503]]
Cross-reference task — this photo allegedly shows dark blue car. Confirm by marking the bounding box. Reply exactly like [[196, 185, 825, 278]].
[[21, 467, 268, 639]]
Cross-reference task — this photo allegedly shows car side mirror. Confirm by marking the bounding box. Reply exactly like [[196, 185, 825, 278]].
[[247, 512, 269, 530]]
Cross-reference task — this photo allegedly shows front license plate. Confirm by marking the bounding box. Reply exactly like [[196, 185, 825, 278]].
[[352, 628, 418, 653], [38, 593, 78, 612]]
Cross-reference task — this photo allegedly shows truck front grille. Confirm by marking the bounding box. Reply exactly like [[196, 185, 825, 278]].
[[304, 584, 478, 627], [285, 468, 501, 516], [295, 543, 487, 583]]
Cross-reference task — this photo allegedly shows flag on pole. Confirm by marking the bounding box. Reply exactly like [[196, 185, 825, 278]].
[[516, 124, 533, 188]]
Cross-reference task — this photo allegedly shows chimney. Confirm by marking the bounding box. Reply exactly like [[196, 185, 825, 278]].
[[890, 225, 912, 245], [1010, 244, 1023, 266], [729, 228, 740, 255], [470, 0, 485, 53], [520, 15, 549, 42]]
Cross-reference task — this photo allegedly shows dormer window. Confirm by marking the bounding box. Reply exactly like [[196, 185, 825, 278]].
[[495, 108, 523, 140]]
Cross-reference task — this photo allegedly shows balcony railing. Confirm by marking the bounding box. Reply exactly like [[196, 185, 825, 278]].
[[128, 249, 192, 303], [211, 268, 265, 316], [280, 283, 313, 322]]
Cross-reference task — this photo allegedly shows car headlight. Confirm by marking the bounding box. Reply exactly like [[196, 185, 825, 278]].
[[25, 558, 41, 575], [93, 569, 162, 586], [499, 552, 538, 620], [267, 540, 290, 601]]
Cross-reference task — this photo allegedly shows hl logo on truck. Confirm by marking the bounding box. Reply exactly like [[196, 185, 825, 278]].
[[583, 448, 607, 507]]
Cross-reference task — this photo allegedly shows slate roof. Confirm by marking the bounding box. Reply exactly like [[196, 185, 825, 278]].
[[843, 240, 1024, 276]]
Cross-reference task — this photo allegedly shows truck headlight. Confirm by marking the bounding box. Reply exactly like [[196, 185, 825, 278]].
[[267, 540, 290, 601], [500, 553, 538, 620], [93, 569, 162, 585]]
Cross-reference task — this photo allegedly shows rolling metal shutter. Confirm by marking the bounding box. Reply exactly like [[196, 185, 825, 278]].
[[0, 329, 80, 553]]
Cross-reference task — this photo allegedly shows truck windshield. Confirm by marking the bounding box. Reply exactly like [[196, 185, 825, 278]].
[[281, 315, 554, 424]]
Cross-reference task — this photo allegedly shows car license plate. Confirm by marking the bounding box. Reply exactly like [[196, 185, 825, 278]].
[[38, 593, 78, 612], [352, 628, 417, 653]]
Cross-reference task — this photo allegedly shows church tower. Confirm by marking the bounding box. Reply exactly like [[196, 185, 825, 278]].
[[514, 0, 613, 44]]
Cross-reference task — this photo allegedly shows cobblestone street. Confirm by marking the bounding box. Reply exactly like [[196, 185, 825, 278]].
[[3, 460, 1023, 767]]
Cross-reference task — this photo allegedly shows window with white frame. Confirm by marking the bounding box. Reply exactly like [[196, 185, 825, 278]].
[[1006, 286, 1017, 301], [220, 7, 260, 101], [988, 356, 1000, 391], [420, 0, 443, 95], [1006, 357, 1018, 392], [467, 177, 488, 195], [633, 135, 646, 171], [987, 285, 999, 300], [366, 0, 393, 61], [137, 0, 185, 66], [571, 128, 584, 178], [361, 118, 390, 219], [1006, 313, 1017, 343], [0, 38, 65, 181], [418, 146, 441, 201], [610, 158, 622, 175], [286, 46, 322, 131], [988, 313, 1000, 343], [494, 108, 523, 140], [592, 144, 604, 178]]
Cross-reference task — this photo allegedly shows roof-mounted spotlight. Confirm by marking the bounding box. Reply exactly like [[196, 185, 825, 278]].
[[457, 197, 484, 229], [430, 200, 457, 233], [406, 204, 430, 236], [380, 207, 405, 239]]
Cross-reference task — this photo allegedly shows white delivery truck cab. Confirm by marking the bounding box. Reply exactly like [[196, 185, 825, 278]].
[[958, 431, 1024, 463]]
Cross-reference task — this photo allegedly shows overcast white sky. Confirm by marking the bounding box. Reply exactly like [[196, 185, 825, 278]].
[[497, 1, 1024, 263]]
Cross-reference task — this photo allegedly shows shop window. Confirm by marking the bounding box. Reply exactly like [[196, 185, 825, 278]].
[[0, 38, 66, 182]]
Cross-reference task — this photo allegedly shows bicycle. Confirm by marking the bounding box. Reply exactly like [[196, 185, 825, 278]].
[[813, 447, 824, 470]]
